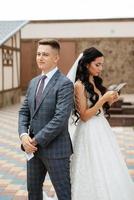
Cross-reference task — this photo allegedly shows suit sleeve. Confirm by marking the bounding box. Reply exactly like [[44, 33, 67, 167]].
[[18, 82, 31, 136], [34, 80, 74, 147]]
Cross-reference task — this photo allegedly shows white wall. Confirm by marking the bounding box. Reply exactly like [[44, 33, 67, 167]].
[[21, 21, 134, 39], [4, 38, 12, 47], [13, 51, 20, 87], [13, 32, 20, 48], [4, 67, 12, 90]]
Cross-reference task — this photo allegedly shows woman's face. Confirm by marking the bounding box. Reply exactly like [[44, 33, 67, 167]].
[[87, 56, 104, 76]]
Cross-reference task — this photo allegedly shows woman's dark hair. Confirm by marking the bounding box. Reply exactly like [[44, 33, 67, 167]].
[[74, 47, 110, 123]]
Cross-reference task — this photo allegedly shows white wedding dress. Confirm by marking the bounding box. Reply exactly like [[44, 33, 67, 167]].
[[70, 99, 134, 200], [44, 108, 134, 200]]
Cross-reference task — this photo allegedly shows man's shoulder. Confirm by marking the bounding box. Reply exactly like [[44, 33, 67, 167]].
[[58, 70, 73, 84], [30, 75, 40, 82]]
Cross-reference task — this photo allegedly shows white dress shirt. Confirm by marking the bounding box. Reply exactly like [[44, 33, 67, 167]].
[[37, 67, 58, 93]]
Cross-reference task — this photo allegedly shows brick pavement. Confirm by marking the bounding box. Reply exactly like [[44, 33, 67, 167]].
[[0, 104, 134, 200]]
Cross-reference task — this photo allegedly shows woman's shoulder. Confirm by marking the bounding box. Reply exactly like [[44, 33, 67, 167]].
[[74, 80, 85, 93], [74, 80, 84, 88]]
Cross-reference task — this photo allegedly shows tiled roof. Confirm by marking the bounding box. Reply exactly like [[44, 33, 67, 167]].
[[0, 21, 28, 45]]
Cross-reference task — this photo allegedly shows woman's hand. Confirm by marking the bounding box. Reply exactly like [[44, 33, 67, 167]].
[[102, 91, 119, 103]]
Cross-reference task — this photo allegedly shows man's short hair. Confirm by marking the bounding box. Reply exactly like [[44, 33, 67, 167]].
[[38, 39, 60, 53]]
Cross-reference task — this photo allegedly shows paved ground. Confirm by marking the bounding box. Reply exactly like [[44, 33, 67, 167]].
[[0, 103, 134, 200]]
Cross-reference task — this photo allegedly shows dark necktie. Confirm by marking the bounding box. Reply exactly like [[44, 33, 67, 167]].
[[35, 75, 47, 109]]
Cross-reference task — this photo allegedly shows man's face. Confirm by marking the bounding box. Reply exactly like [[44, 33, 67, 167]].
[[36, 44, 59, 73]]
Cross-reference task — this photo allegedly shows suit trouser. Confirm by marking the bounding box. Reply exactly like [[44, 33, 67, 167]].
[[27, 153, 71, 200]]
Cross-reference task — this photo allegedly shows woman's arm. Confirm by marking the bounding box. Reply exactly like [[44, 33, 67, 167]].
[[74, 81, 118, 122]]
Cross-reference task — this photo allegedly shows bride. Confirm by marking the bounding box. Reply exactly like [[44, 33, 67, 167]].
[[69, 47, 134, 200], [44, 47, 134, 200]]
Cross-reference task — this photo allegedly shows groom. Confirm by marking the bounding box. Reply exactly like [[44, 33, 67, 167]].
[[18, 39, 74, 200]]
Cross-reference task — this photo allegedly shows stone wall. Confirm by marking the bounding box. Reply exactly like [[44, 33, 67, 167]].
[[0, 88, 21, 108], [76, 38, 134, 93]]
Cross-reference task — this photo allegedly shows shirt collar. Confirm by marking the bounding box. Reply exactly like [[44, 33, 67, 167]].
[[42, 67, 58, 80]]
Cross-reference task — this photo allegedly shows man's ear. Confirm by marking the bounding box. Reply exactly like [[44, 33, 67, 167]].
[[55, 54, 60, 63]]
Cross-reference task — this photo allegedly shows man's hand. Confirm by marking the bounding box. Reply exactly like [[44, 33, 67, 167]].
[[31, 138, 38, 146], [21, 135, 37, 153]]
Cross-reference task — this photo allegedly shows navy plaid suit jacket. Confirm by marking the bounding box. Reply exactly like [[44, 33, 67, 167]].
[[19, 70, 74, 159]]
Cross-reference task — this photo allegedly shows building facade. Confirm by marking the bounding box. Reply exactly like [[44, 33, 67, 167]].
[[21, 19, 134, 93], [0, 21, 28, 107]]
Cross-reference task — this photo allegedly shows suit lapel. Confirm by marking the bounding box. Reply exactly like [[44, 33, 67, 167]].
[[32, 70, 61, 118], [31, 75, 41, 113]]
